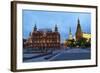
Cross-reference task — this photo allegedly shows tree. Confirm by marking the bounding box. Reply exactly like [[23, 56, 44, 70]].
[[67, 39, 75, 47], [76, 38, 87, 47]]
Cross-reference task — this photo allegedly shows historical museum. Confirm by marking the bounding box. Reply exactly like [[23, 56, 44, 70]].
[[24, 24, 61, 49]]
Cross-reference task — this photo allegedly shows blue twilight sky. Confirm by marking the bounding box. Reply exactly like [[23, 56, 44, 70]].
[[22, 10, 91, 43]]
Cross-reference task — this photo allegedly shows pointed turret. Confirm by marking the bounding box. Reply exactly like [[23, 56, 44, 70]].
[[69, 27, 72, 35], [34, 24, 37, 31], [76, 18, 83, 40], [69, 27, 73, 40], [55, 24, 58, 32], [77, 18, 82, 32]]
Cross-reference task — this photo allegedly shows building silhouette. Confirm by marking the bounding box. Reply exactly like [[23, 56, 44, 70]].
[[75, 18, 83, 41], [24, 24, 61, 49], [24, 18, 91, 49], [64, 27, 75, 48], [75, 18, 91, 42], [63, 18, 91, 48], [68, 27, 73, 40]]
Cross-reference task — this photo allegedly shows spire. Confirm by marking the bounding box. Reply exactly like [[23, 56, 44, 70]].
[[76, 18, 82, 33], [76, 18, 83, 40], [55, 24, 58, 32], [34, 23, 37, 31], [78, 18, 80, 24], [69, 27, 72, 35], [69, 27, 73, 40]]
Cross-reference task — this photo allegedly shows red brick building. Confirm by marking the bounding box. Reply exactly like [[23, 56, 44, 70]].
[[24, 24, 60, 49]]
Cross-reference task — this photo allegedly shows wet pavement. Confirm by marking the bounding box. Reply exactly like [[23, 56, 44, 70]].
[[23, 48, 90, 62]]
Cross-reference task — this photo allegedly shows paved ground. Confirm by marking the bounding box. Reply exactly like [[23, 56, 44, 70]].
[[23, 48, 90, 62]]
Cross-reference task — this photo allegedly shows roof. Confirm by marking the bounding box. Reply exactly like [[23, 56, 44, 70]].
[[38, 28, 52, 32]]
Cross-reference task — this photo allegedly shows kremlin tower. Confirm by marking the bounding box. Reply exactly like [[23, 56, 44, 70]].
[[75, 18, 83, 41]]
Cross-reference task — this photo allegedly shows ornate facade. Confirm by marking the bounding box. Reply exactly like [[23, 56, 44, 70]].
[[24, 24, 60, 49]]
